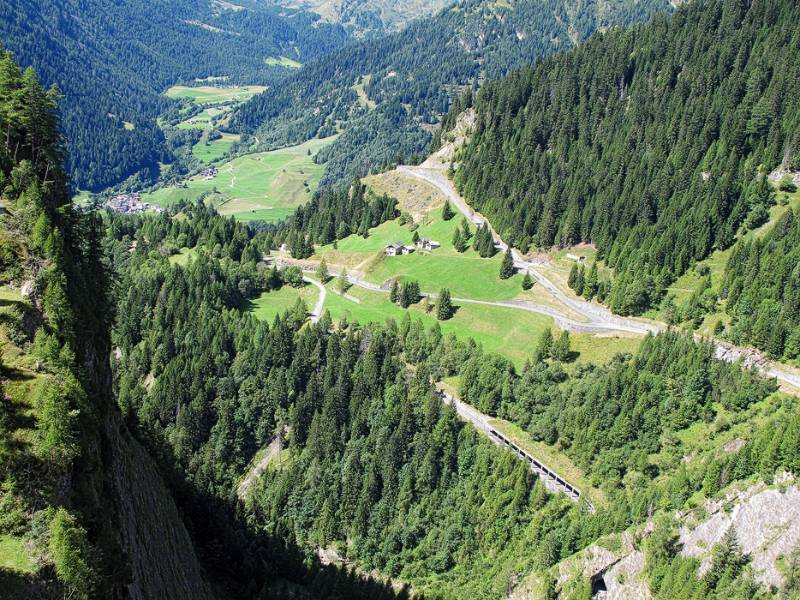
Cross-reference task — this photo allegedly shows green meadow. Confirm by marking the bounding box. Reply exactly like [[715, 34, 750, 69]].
[[315, 213, 527, 301], [192, 132, 241, 163], [163, 85, 264, 164], [165, 85, 266, 105], [144, 136, 335, 222], [318, 281, 553, 368], [248, 283, 319, 323], [265, 56, 303, 68]]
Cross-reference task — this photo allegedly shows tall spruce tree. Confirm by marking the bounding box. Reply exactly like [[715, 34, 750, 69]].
[[500, 248, 514, 279], [437, 288, 454, 320]]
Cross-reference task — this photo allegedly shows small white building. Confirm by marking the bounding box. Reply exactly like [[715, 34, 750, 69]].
[[385, 241, 414, 256], [566, 253, 587, 263], [415, 238, 440, 251]]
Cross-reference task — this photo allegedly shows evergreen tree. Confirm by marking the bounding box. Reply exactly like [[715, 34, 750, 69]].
[[389, 279, 399, 304], [583, 262, 598, 299], [522, 272, 534, 290], [437, 288, 454, 320], [452, 227, 466, 253], [573, 265, 586, 296], [500, 247, 514, 279], [461, 218, 472, 240], [399, 280, 420, 308], [317, 258, 330, 283], [532, 329, 553, 363], [475, 223, 496, 258], [551, 331, 571, 362], [568, 263, 579, 289], [337, 268, 349, 294], [442, 201, 454, 221]]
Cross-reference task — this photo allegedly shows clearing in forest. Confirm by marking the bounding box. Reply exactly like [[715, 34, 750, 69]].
[[145, 136, 335, 222], [164, 85, 266, 105]]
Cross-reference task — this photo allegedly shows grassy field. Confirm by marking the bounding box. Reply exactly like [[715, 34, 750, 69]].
[[315, 213, 529, 301], [248, 283, 319, 323], [165, 85, 265, 104], [570, 333, 642, 366], [163, 85, 264, 164], [320, 280, 554, 367], [168, 247, 198, 266], [0, 535, 34, 574], [265, 56, 303, 68], [144, 136, 335, 222], [364, 170, 446, 220], [176, 106, 228, 130], [298, 207, 646, 366], [352, 75, 376, 109], [192, 132, 241, 163]]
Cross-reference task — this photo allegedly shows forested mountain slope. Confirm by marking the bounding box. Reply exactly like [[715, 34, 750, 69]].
[[453, 0, 800, 316], [0, 49, 414, 600], [0, 0, 350, 191], [231, 0, 672, 187], [266, 0, 451, 35], [104, 192, 800, 597], [0, 48, 217, 599]]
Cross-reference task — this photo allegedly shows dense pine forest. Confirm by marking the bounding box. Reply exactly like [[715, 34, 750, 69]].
[[4, 0, 800, 598], [98, 193, 795, 597], [721, 205, 800, 361], [0, 0, 350, 191], [0, 49, 416, 600], [231, 0, 672, 186], [454, 0, 800, 315]]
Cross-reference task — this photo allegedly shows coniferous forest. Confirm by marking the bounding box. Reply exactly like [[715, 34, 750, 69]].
[[454, 0, 800, 315], [231, 0, 672, 187], [3, 0, 800, 598], [108, 201, 795, 598], [0, 0, 350, 191]]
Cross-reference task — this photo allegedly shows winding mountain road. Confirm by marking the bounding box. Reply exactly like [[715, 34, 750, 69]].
[[398, 165, 800, 392], [291, 265, 639, 335]]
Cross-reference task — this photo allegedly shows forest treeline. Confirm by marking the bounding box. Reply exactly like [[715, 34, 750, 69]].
[[274, 181, 400, 258], [0, 0, 350, 191], [231, 0, 671, 187], [106, 197, 797, 597], [454, 0, 800, 316], [0, 46, 118, 598]]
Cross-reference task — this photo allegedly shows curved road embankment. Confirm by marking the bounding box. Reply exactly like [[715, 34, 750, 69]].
[[397, 165, 800, 392]]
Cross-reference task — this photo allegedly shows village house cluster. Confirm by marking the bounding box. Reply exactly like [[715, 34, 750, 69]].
[[106, 193, 163, 214], [385, 237, 441, 256], [198, 166, 218, 180]]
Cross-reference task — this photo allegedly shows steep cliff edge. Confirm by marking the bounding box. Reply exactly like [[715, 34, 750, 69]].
[[106, 417, 217, 600], [0, 47, 217, 599]]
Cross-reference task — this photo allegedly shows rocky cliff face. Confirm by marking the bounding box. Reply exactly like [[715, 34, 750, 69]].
[[508, 477, 800, 599], [106, 415, 217, 600], [679, 475, 800, 590]]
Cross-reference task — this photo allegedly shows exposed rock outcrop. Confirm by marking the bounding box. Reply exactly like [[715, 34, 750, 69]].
[[680, 477, 800, 589]]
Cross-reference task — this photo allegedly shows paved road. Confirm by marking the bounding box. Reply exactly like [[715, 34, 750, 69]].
[[438, 390, 593, 511], [398, 165, 800, 392], [295, 264, 634, 335], [399, 166, 659, 336], [303, 276, 327, 324]]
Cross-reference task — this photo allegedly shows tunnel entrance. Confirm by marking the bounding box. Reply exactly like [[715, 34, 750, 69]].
[[590, 572, 608, 596]]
